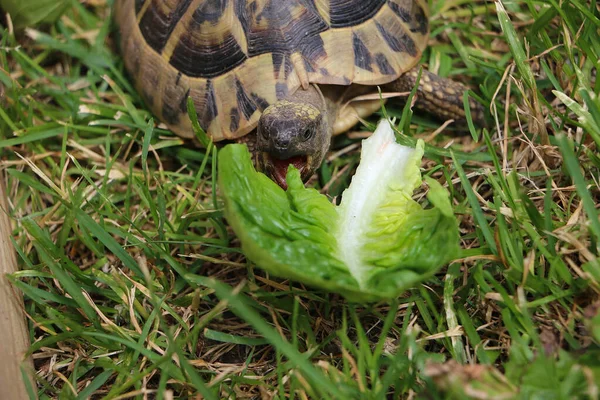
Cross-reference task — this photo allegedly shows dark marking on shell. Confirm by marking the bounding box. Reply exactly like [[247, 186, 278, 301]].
[[328, 0, 386, 27], [134, 0, 145, 14], [376, 21, 416, 56], [413, 5, 428, 34], [283, 56, 294, 79], [234, 0, 252, 34], [235, 78, 257, 119], [141, 88, 155, 111], [375, 53, 395, 75], [169, 5, 247, 79], [200, 80, 218, 130], [387, 3, 411, 23], [301, 0, 322, 23], [272, 52, 284, 78], [193, 0, 228, 24], [275, 82, 288, 98], [139, 0, 194, 54], [179, 89, 192, 114], [389, 2, 428, 35], [175, 72, 182, 85], [352, 33, 373, 71], [162, 99, 181, 125], [251, 93, 269, 111], [375, 21, 401, 51], [180, 88, 191, 113], [299, 34, 327, 65], [162, 71, 190, 128], [243, 0, 328, 58], [229, 107, 240, 132], [303, 58, 316, 73]]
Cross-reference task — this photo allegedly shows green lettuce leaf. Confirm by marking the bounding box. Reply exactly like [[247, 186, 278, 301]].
[[218, 120, 460, 302]]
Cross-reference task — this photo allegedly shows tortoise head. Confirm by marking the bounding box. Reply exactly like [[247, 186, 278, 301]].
[[256, 100, 331, 188]]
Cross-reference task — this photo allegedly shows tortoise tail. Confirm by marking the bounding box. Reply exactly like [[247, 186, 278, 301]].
[[384, 67, 485, 126]]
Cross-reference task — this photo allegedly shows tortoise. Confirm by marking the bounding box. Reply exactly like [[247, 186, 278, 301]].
[[114, 0, 483, 187]]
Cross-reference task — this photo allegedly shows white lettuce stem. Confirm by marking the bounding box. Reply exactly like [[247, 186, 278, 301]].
[[335, 119, 420, 288]]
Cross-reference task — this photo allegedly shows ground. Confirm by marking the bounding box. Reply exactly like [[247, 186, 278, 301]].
[[1, 0, 600, 399]]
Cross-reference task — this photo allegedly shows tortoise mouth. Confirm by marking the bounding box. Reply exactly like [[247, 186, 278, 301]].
[[262, 153, 309, 189]]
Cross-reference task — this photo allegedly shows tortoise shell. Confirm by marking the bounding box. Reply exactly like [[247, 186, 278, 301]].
[[114, 0, 429, 141]]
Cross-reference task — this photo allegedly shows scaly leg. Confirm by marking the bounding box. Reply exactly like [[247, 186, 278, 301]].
[[383, 67, 485, 125]]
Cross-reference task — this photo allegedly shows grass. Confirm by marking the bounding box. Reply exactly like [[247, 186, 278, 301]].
[[1, 0, 600, 398]]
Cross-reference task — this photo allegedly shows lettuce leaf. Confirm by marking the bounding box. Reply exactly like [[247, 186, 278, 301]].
[[218, 120, 460, 302]]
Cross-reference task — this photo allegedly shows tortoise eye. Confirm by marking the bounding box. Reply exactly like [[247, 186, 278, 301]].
[[302, 128, 313, 141]]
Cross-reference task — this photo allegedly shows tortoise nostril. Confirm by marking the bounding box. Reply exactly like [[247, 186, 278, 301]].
[[274, 135, 290, 149]]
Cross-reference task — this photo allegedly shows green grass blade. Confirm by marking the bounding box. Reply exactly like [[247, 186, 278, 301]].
[[556, 135, 600, 249], [189, 275, 350, 399]]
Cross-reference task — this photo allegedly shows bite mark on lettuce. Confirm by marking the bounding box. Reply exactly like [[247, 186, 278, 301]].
[[218, 119, 460, 302]]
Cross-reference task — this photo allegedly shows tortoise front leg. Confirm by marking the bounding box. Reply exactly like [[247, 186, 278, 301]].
[[383, 67, 485, 126]]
